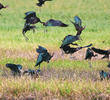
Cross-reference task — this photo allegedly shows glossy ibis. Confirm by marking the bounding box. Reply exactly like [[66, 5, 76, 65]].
[[70, 16, 85, 33], [41, 19, 68, 32], [61, 44, 92, 55], [35, 46, 54, 71], [6, 63, 22, 76]]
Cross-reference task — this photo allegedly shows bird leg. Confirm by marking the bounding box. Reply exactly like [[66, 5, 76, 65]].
[[22, 32, 29, 41], [33, 28, 36, 33], [61, 49, 65, 56]]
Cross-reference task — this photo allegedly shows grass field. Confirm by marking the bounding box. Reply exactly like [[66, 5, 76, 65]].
[[0, 0, 110, 99]]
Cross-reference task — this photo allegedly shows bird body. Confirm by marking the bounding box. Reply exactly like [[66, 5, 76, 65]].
[[35, 46, 54, 70], [61, 44, 92, 54], [43, 19, 68, 27], [6, 63, 22, 76], [60, 35, 79, 48], [36, 45, 47, 53], [24, 11, 36, 19], [24, 11, 42, 24]]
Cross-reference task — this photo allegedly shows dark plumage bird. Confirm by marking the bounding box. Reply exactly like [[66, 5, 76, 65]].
[[36, 0, 52, 7], [6, 63, 22, 76], [91, 47, 110, 59], [42, 19, 68, 27], [22, 23, 36, 40], [60, 34, 80, 48], [35, 46, 54, 70], [24, 11, 42, 24], [99, 70, 110, 80], [60, 17, 85, 48], [70, 16, 85, 33], [0, 3, 8, 10], [23, 69, 40, 77], [61, 44, 92, 55], [85, 48, 97, 60]]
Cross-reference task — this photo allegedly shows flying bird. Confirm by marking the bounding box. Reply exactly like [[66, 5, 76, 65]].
[[91, 47, 110, 59], [35, 46, 54, 71], [0, 3, 8, 10], [61, 44, 92, 55], [42, 19, 68, 27], [6, 63, 22, 76], [36, 0, 52, 7], [22, 23, 36, 40], [60, 16, 85, 48], [70, 16, 85, 34], [60, 34, 80, 48]]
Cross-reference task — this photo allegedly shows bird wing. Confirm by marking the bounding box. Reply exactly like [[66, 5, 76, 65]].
[[74, 16, 82, 27], [92, 47, 108, 55], [24, 11, 36, 19], [47, 19, 67, 26], [6, 63, 19, 72], [46, 19, 55, 26], [81, 43, 92, 48], [36, 46, 47, 53], [61, 35, 76, 47], [0, 3, 4, 8], [35, 53, 43, 66]]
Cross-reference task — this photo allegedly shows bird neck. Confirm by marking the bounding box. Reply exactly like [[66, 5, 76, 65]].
[[40, 22, 46, 26], [76, 30, 82, 36]]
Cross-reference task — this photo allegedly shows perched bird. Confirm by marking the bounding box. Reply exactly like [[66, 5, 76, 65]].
[[42, 19, 68, 27], [70, 16, 85, 33], [85, 48, 97, 60], [35, 46, 54, 71], [91, 47, 110, 59], [22, 23, 36, 40], [6, 63, 22, 76], [61, 44, 92, 55], [0, 3, 8, 10], [36, 0, 52, 7], [99, 70, 110, 80], [24, 11, 42, 24]]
